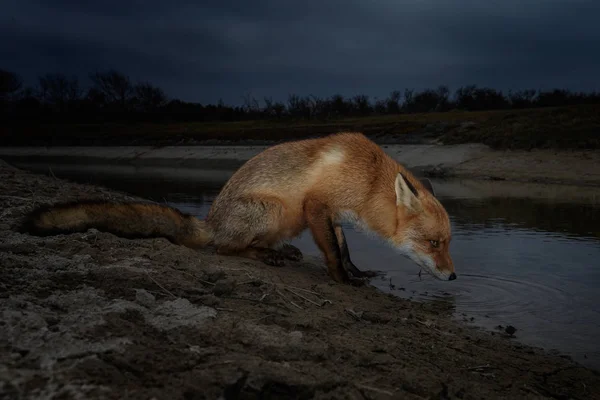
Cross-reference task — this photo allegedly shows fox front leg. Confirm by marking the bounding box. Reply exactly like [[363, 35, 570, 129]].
[[334, 225, 381, 279], [304, 199, 367, 286], [304, 199, 351, 283]]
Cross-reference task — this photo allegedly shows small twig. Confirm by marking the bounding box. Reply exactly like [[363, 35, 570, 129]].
[[414, 319, 445, 334], [522, 385, 544, 397], [221, 295, 289, 311], [463, 364, 493, 371], [146, 271, 177, 298], [0, 195, 32, 201], [355, 384, 394, 396], [197, 278, 217, 286], [204, 360, 235, 367], [216, 307, 235, 312], [276, 289, 303, 310], [415, 320, 433, 327], [285, 287, 329, 307], [166, 265, 216, 286], [27, 189, 37, 206], [219, 267, 252, 273], [285, 285, 323, 296], [388, 277, 397, 290], [237, 279, 259, 286], [255, 314, 275, 322], [345, 308, 363, 321]]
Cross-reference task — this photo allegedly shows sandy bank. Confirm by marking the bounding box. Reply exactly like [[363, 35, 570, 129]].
[[0, 143, 487, 172], [1, 142, 600, 187], [1, 160, 600, 399]]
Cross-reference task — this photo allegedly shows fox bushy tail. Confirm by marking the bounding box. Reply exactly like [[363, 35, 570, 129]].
[[20, 200, 213, 249]]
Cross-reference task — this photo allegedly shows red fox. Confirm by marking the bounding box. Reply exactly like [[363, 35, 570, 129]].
[[21, 132, 456, 284]]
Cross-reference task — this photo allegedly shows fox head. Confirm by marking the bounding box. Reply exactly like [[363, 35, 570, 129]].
[[391, 172, 456, 281]]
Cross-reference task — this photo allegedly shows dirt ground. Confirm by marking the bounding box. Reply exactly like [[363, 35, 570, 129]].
[[1, 159, 600, 400]]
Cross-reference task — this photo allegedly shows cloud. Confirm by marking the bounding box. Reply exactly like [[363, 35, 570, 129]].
[[2, 0, 599, 104]]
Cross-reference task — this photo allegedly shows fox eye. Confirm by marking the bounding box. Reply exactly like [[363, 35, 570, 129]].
[[429, 240, 439, 248]]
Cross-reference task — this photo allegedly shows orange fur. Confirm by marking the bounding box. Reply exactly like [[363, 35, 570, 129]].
[[205, 132, 456, 282]]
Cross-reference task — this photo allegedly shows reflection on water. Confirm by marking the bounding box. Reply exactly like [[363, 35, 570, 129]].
[[12, 162, 600, 369], [445, 197, 600, 240]]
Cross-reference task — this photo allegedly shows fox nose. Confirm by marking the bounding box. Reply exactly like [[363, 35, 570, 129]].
[[448, 273, 457, 281]]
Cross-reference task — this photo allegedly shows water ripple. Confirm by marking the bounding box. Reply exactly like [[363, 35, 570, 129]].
[[417, 273, 570, 317]]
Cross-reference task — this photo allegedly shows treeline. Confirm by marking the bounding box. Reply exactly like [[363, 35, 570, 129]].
[[2, 68, 600, 123]]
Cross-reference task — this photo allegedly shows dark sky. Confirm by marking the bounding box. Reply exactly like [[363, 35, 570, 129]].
[[2, 0, 600, 105]]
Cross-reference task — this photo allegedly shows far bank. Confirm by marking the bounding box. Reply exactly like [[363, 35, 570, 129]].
[[1, 142, 600, 187]]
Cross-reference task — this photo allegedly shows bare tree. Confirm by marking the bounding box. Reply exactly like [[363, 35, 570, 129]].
[[89, 69, 133, 109], [373, 97, 386, 114], [404, 86, 451, 113], [352, 94, 371, 116], [263, 96, 286, 118], [242, 92, 260, 114], [0, 69, 23, 101], [287, 94, 311, 118], [435, 85, 451, 111], [38, 73, 81, 111], [134, 82, 168, 112], [386, 90, 401, 113], [271, 102, 286, 118], [263, 96, 274, 117], [509, 89, 537, 109], [403, 89, 414, 109], [454, 85, 478, 110]]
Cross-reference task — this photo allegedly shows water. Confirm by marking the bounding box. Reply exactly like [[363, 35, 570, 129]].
[[13, 162, 600, 369]]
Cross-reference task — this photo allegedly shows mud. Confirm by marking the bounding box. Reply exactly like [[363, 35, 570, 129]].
[[1, 159, 600, 400]]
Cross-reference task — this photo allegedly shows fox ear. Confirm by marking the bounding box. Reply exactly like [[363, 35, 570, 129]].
[[395, 173, 420, 210], [419, 178, 436, 197]]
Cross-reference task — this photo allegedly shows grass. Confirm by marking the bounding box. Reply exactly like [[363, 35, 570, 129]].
[[2, 104, 599, 149], [438, 104, 600, 150]]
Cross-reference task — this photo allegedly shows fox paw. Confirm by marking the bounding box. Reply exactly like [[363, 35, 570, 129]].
[[261, 250, 286, 267], [349, 277, 369, 287], [355, 269, 383, 278], [280, 244, 303, 261]]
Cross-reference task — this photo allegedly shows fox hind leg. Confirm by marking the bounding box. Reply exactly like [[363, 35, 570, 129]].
[[210, 195, 292, 267], [216, 246, 285, 267]]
